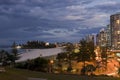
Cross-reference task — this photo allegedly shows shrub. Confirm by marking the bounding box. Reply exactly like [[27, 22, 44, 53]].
[[15, 57, 49, 72]]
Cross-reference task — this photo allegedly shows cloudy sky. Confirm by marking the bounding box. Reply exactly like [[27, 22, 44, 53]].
[[1, 0, 120, 45]]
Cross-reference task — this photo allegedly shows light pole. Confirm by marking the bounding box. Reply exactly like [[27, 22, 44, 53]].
[[49, 60, 54, 73]]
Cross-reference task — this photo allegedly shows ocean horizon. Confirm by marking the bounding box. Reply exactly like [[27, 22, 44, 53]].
[[0, 46, 26, 54]]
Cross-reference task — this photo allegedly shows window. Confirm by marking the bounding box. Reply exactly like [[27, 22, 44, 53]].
[[117, 31, 120, 34], [116, 19, 120, 24]]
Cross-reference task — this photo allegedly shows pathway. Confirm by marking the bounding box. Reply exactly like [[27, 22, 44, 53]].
[[28, 78, 47, 80]]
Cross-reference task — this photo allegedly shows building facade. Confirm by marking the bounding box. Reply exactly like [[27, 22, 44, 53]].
[[106, 24, 111, 49], [110, 13, 120, 50], [96, 28, 107, 47], [86, 34, 94, 43]]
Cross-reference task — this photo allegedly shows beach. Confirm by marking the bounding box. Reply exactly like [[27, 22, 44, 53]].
[[16, 47, 63, 62]]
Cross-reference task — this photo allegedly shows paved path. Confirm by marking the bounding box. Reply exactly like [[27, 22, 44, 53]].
[[28, 78, 47, 80]]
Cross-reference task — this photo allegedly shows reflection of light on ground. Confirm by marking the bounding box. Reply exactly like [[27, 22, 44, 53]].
[[105, 59, 119, 77]]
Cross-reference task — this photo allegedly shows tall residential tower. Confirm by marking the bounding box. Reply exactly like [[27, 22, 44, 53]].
[[110, 13, 120, 49]]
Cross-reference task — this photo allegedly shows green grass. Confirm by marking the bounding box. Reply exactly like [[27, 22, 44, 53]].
[[0, 68, 120, 80]]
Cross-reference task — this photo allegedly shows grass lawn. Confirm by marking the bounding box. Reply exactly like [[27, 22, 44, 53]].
[[0, 68, 120, 80]]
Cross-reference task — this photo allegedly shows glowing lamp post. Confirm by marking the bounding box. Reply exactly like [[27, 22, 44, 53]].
[[50, 60, 54, 64], [49, 60, 54, 73]]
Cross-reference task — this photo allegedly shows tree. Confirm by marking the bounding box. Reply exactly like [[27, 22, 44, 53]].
[[0, 50, 8, 66], [15, 57, 49, 72], [77, 39, 91, 75], [81, 64, 96, 75], [101, 47, 107, 59], [56, 52, 67, 72], [87, 41, 96, 60], [33, 57, 49, 71], [78, 39, 96, 75], [78, 39, 95, 62], [11, 41, 18, 65], [0, 50, 15, 66], [56, 43, 76, 72], [78, 39, 90, 62], [63, 43, 75, 72]]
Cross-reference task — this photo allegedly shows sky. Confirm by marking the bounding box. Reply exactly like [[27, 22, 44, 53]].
[[1, 0, 120, 45]]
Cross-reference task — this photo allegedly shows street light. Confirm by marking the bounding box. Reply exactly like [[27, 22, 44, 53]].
[[50, 60, 54, 64], [49, 60, 54, 73]]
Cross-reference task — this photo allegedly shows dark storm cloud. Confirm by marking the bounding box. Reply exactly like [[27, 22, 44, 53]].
[[0, 0, 25, 5], [89, 1, 120, 13], [0, 0, 120, 45], [81, 0, 93, 5]]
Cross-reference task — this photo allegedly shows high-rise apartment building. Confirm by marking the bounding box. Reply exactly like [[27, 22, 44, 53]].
[[106, 24, 111, 48], [86, 34, 94, 43], [96, 28, 107, 47], [110, 13, 120, 49]]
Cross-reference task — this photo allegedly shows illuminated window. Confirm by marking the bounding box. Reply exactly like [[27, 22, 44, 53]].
[[116, 19, 120, 24], [117, 31, 120, 34], [117, 42, 120, 44]]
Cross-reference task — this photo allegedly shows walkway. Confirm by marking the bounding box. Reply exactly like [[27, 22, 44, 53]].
[[28, 78, 47, 80]]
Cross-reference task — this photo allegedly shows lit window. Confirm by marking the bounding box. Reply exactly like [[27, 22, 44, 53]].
[[116, 20, 120, 24], [117, 42, 120, 44], [117, 31, 120, 34]]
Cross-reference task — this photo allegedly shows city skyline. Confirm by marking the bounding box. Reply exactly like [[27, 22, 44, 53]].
[[1, 0, 120, 45]]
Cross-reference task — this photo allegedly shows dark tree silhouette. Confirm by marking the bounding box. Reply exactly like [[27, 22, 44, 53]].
[[21, 41, 56, 49], [0, 50, 8, 66], [78, 39, 91, 75], [78, 39, 90, 62], [11, 41, 18, 65]]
